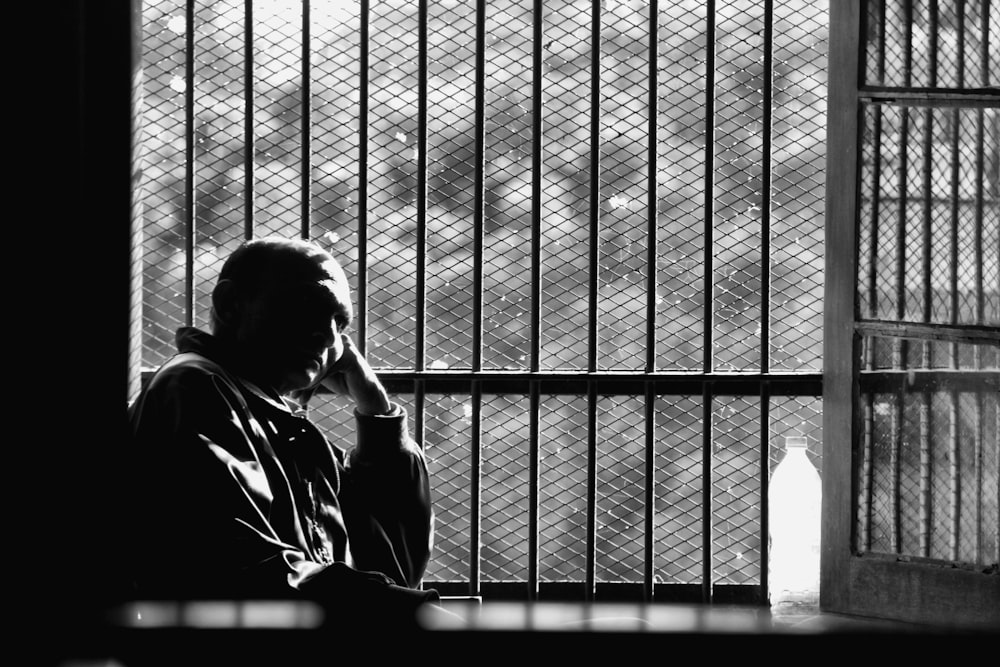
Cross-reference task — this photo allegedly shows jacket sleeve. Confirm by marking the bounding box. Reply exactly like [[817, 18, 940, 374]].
[[127, 360, 322, 599], [338, 404, 435, 589]]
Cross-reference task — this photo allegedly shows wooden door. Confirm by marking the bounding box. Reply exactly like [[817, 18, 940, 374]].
[[822, 0, 999, 630]]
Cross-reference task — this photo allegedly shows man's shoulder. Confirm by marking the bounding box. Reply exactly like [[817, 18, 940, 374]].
[[152, 350, 227, 383], [142, 351, 241, 405]]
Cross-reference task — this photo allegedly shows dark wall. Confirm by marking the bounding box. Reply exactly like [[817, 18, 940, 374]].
[[31, 0, 137, 650]]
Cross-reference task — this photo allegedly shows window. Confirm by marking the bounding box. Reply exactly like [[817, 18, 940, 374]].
[[133, 0, 830, 603]]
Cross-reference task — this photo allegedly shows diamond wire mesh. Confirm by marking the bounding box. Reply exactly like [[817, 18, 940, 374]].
[[859, 338, 999, 566], [867, 0, 997, 89], [712, 397, 762, 584], [482, 1, 534, 370], [769, 396, 822, 475], [539, 395, 589, 582], [422, 393, 473, 582], [865, 391, 898, 554], [539, 1, 591, 371], [481, 395, 530, 581], [193, 1, 255, 330], [140, 0, 192, 365], [656, 2, 706, 371], [366, 2, 419, 369], [311, 0, 362, 296], [857, 106, 878, 320], [898, 387, 924, 557], [597, 4, 650, 372], [712, 2, 764, 372], [653, 396, 702, 583], [424, 2, 477, 371], [858, 104, 1000, 326], [985, 109, 1000, 325], [254, 1, 305, 236], [769, 1, 826, 372], [595, 396, 645, 582], [139, 1, 831, 377]]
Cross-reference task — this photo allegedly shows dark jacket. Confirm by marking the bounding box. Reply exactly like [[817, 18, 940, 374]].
[[126, 328, 436, 620]]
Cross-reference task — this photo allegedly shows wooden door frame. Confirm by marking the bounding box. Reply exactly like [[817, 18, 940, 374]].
[[821, 0, 1000, 630]]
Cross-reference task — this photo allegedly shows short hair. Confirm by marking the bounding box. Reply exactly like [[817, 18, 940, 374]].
[[211, 235, 349, 332]]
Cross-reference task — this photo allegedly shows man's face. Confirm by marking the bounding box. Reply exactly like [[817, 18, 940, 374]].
[[234, 258, 352, 394]]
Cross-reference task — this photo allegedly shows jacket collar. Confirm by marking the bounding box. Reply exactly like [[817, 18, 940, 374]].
[[175, 327, 305, 416]]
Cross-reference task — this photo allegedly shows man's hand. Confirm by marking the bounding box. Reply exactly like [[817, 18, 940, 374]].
[[318, 334, 392, 416]]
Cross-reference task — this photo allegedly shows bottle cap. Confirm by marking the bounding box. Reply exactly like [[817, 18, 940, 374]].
[[786, 436, 808, 449]]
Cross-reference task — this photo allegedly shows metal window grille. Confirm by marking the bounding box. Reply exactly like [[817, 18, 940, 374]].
[[855, 0, 999, 570], [133, 0, 831, 603]]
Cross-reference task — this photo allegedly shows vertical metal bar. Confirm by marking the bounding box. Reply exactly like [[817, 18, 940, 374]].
[[701, 384, 713, 602], [641, 0, 658, 602], [974, 387, 984, 566], [950, 108, 961, 353], [357, 0, 370, 354], [528, 382, 540, 601], [876, 0, 886, 86], [586, 0, 600, 597], [919, 23, 936, 559], [472, 0, 486, 373], [586, 382, 598, 602], [946, 5, 963, 555], [645, 0, 658, 374], [869, 106, 884, 319], [759, 381, 770, 606], [531, 0, 543, 374], [893, 99, 910, 555], [903, 0, 913, 87], [974, 109, 985, 326], [129, 2, 145, 401], [982, 0, 992, 87], [184, 0, 195, 326], [928, 0, 940, 87], [703, 0, 716, 373], [949, 390, 960, 561], [861, 377, 874, 552], [895, 106, 909, 328], [300, 0, 311, 239], [415, 379, 425, 450], [891, 381, 902, 553], [244, 0, 254, 240], [919, 385, 932, 557], [922, 1, 938, 325], [643, 381, 655, 602], [416, 0, 428, 372], [920, 110, 935, 462], [760, 0, 773, 375], [588, 0, 601, 373], [470, 381, 482, 597], [972, 106, 987, 563], [957, 0, 968, 89]]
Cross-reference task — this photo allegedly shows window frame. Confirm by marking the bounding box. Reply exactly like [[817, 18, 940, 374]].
[[132, 0, 832, 606]]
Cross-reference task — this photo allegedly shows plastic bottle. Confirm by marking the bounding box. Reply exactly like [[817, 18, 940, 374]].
[[768, 435, 821, 613]]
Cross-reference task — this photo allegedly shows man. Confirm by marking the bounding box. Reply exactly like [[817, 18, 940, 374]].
[[126, 236, 439, 630]]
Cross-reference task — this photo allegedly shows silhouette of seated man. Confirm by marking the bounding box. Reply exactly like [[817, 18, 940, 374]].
[[127, 236, 442, 631]]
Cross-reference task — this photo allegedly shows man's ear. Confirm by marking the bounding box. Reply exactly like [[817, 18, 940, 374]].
[[211, 279, 241, 328]]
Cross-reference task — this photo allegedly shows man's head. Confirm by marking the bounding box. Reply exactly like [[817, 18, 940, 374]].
[[211, 236, 353, 395]]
